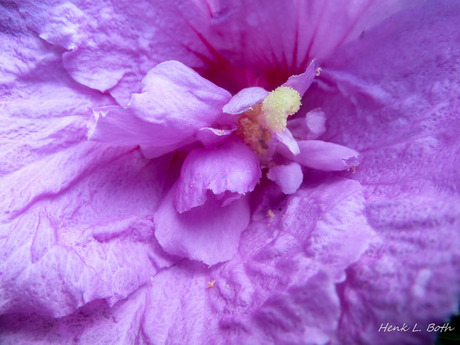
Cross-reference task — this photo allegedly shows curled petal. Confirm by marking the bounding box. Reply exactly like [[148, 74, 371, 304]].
[[275, 128, 300, 156], [282, 140, 360, 171], [195, 127, 235, 149], [175, 140, 261, 213], [267, 162, 303, 194], [282, 59, 318, 96], [222, 87, 269, 114]]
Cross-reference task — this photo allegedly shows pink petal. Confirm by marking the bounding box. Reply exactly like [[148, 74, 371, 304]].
[[306, 2, 460, 343], [1, 5, 180, 318], [275, 128, 300, 155], [2, 178, 371, 344], [155, 186, 250, 265], [89, 61, 231, 153], [305, 109, 327, 140], [267, 162, 303, 194], [139, 137, 196, 159], [13, 0, 422, 102], [175, 139, 261, 212], [282, 140, 360, 171], [0, 144, 179, 318], [195, 127, 235, 149], [222, 87, 269, 114], [281, 59, 317, 96], [286, 118, 309, 140]]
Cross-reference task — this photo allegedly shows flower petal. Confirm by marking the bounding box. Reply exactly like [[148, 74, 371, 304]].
[[174, 139, 261, 213], [286, 118, 308, 140], [305, 109, 327, 140], [0, 9, 178, 317], [13, 0, 423, 102], [89, 61, 232, 152], [281, 140, 360, 171], [304, 1, 460, 343], [0, 144, 178, 318], [195, 127, 235, 149], [286, 109, 327, 141], [155, 186, 250, 265], [222, 87, 269, 114], [281, 59, 317, 96], [267, 162, 303, 194], [1, 178, 371, 343], [275, 128, 300, 156]]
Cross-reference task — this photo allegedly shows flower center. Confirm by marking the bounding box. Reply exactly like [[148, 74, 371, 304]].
[[236, 86, 301, 156], [236, 104, 272, 156]]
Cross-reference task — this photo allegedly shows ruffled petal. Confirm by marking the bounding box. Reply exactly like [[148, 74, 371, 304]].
[[89, 61, 231, 153], [13, 0, 423, 102], [0, 143, 178, 318], [155, 186, 250, 265], [303, 1, 460, 343], [0, 5, 177, 318], [222, 87, 269, 114], [1, 178, 371, 344], [267, 162, 303, 194], [175, 139, 261, 212]]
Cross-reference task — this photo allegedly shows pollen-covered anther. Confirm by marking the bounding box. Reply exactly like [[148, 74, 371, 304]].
[[237, 104, 273, 156], [261, 86, 301, 132]]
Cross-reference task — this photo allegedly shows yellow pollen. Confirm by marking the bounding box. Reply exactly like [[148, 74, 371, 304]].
[[261, 86, 301, 132], [237, 104, 272, 156]]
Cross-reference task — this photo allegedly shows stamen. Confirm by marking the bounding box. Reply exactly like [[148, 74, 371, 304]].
[[261, 86, 301, 132], [237, 108, 272, 156]]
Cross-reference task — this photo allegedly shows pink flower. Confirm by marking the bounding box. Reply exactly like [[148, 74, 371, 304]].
[[1, 1, 459, 344], [88, 58, 360, 265]]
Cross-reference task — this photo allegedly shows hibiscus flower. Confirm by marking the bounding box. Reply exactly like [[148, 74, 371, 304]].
[[1, 1, 459, 345]]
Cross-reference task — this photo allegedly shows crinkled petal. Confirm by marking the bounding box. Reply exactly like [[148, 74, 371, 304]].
[[155, 186, 250, 265], [301, 1, 460, 344], [88, 61, 231, 152], [222, 87, 269, 114], [12, 0, 424, 102], [1, 178, 372, 344], [13, 0, 221, 102], [0, 142, 178, 318], [175, 139, 261, 212], [267, 162, 303, 194], [281, 140, 360, 171], [281, 59, 317, 96], [0, 5, 177, 318]]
